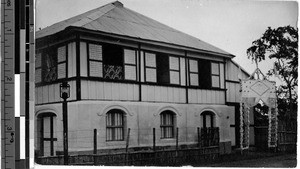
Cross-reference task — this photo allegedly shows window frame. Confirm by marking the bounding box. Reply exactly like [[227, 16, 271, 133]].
[[188, 58, 199, 86], [123, 48, 138, 81], [35, 52, 43, 83], [106, 110, 125, 141], [160, 111, 176, 139], [87, 42, 104, 78], [201, 111, 215, 128], [169, 55, 181, 85], [56, 45, 68, 79], [188, 58, 225, 89], [144, 51, 157, 83], [211, 61, 221, 88]]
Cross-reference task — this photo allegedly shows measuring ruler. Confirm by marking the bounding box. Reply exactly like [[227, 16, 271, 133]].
[[1, 0, 16, 168]]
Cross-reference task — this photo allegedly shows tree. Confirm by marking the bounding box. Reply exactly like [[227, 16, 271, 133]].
[[246, 26, 298, 120]]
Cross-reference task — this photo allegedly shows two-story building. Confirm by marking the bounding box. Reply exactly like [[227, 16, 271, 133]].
[[34, 1, 250, 157]]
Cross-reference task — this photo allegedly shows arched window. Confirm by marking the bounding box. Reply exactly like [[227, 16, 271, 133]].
[[201, 111, 215, 128], [160, 111, 176, 138], [106, 109, 124, 141], [37, 113, 57, 156]]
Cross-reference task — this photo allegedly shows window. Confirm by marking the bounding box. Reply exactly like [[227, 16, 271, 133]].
[[156, 53, 170, 84], [42, 48, 57, 82], [106, 109, 124, 141], [145, 52, 157, 82], [35, 45, 68, 83], [57, 46, 67, 79], [145, 52, 181, 85], [160, 111, 175, 138], [103, 44, 124, 80], [88, 43, 103, 77], [211, 62, 220, 88], [189, 59, 199, 86], [198, 59, 211, 88], [201, 111, 215, 128], [35, 53, 42, 83], [124, 49, 137, 81], [169, 56, 180, 85], [188, 59, 224, 89]]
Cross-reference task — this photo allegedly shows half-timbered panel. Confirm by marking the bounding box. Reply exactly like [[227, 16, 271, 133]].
[[187, 51, 224, 62], [35, 80, 77, 104], [188, 89, 225, 104], [81, 80, 139, 101], [226, 60, 248, 82], [68, 42, 77, 78], [141, 85, 186, 103], [226, 82, 241, 103], [140, 43, 185, 57]]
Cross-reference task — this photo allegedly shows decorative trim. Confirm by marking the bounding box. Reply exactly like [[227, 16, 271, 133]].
[[98, 104, 133, 116], [154, 106, 181, 117], [194, 107, 222, 117], [35, 109, 60, 120]]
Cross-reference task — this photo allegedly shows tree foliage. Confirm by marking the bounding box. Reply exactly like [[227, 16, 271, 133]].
[[246, 26, 298, 119]]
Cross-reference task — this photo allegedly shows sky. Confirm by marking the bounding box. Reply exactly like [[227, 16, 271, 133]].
[[35, 0, 298, 76]]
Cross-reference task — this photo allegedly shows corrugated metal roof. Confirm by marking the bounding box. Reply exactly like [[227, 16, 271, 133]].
[[36, 1, 233, 57]]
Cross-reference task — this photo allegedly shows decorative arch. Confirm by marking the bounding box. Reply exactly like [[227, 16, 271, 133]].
[[195, 107, 222, 117], [154, 106, 181, 117], [35, 109, 59, 119], [240, 68, 278, 151], [98, 104, 133, 117]]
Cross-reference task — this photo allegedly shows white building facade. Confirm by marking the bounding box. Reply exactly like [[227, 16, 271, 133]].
[[34, 1, 249, 157]]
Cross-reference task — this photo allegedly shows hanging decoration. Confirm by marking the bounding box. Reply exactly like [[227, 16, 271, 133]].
[[240, 68, 278, 151]]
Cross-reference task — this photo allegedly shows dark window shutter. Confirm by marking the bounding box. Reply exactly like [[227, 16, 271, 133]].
[[198, 60, 211, 88], [156, 53, 170, 84]]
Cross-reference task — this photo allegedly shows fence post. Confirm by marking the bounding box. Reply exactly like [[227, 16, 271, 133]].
[[176, 127, 179, 151], [197, 127, 200, 148], [94, 129, 97, 154], [153, 128, 156, 151], [125, 128, 131, 165], [126, 128, 131, 153]]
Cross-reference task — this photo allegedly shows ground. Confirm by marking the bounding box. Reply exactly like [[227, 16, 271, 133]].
[[210, 153, 297, 167]]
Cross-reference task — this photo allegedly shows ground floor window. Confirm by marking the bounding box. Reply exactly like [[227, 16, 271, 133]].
[[201, 111, 215, 128], [160, 111, 176, 138], [106, 109, 125, 141], [37, 113, 57, 156]]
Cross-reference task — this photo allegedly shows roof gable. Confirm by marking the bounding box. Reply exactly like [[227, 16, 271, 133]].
[[36, 1, 234, 57]]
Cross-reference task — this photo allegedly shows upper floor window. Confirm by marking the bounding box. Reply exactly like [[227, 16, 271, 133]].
[[145, 52, 157, 82], [169, 56, 180, 85], [145, 52, 181, 85], [188, 59, 224, 89], [103, 44, 124, 80], [106, 109, 124, 141], [88, 44, 103, 78], [189, 59, 199, 86], [124, 49, 137, 81], [88, 43, 137, 81], [211, 62, 220, 88], [35, 45, 67, 83], [160, 111, 176, 138]]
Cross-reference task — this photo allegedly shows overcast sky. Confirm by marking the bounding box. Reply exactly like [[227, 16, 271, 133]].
[[36, 0, 298, 76]]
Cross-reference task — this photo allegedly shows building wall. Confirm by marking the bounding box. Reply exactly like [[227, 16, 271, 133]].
[[35, 101, 234, 154], [35, 35, 251, 154], [224, 60, 254, 147]]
